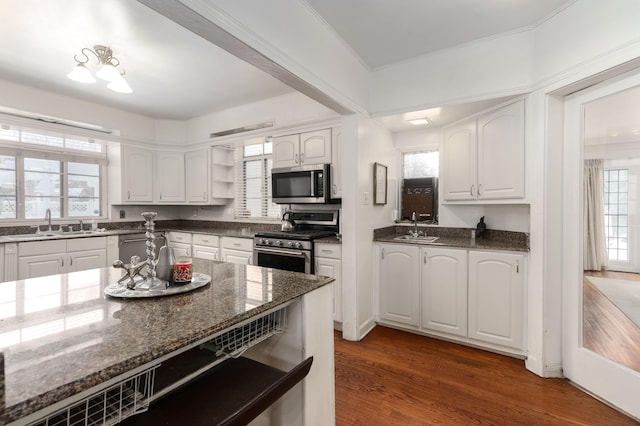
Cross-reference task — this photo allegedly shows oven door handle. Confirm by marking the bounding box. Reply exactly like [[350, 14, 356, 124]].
[[254, 247, 308, 257]]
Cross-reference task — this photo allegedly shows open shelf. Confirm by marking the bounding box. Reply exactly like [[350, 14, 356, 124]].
[[122, 356, 313, 426]]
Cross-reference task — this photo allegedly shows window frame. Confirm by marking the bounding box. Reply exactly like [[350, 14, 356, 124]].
[[234, 141, 280, 222], [0, 146, 107, 223]]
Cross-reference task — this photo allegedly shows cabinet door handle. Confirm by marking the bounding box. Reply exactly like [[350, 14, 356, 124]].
[[203, 191, 206, 199], [381, 248, 385, 259], [424, 252, 427, 264], [127, 191, 131, 200], [300, 152, 305, 163], [61, 258, 64, 267], [70, 256, 73, 267], [470, 185, 475, 196], [333, 184, 337, 195], [295, 153, 299, 164], [516, 260, 520, 274], [478, 184, 483, 196], [159, 192, 163, 200]]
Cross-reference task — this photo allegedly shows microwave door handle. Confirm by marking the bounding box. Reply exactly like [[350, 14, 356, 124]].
[[310, 170, 315, 197]]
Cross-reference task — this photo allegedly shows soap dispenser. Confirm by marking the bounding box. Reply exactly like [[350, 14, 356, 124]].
[[476, 216, 487, 239]]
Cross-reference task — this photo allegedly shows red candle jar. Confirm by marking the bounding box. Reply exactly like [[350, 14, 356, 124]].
[[173, 257, 193, 283]]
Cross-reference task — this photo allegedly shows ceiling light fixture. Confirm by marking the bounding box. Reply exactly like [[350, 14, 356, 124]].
[[67, 45, 132, 94], [408, 117, 431, 126]]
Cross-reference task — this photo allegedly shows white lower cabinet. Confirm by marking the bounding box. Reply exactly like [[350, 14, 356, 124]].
[[377, 244, 420, 327], [377, 243, 526, 354], [314, 243, 342, 324], [167, 232, 192, 258], [420, 247, 468, 337], [221, 237, 253, 265], [192, 234, 220, 261], [468, 250, 524, 350], [18, 238, 107, 279]]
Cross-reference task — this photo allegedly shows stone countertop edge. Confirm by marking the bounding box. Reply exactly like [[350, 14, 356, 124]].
[[1, 260, 334, 424], [374, 225, 530, 252]]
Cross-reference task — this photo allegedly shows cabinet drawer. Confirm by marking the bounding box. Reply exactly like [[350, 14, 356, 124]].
[[221, 237, 253, 251], [67, 236, 107, 252], [192, 233, 219, 247], [19, 239, 66, 256], [168, 232, 192, 244], [315, 243, 341, 259]]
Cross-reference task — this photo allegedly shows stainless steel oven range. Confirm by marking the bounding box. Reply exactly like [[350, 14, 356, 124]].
[[253, 210, 338, 274]]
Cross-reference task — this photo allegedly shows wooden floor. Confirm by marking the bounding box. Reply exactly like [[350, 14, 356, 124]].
[[583, 271, 640, 373], [334, 326, 637, 425]]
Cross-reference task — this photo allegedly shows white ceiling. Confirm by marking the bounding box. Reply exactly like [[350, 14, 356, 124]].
[[1, 0, 636, 139], [304, 0, 575, 70]]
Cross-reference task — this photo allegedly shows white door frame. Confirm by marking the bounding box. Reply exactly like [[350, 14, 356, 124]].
[[563, 70, 640, 420]]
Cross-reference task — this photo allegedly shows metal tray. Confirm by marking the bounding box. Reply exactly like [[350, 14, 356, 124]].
[[104, 273, 211, 298]]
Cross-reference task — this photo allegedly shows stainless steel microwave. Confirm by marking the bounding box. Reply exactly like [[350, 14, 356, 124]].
[[272, 164, 332, 204]]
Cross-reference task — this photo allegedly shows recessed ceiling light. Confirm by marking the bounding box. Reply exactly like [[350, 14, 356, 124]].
[[632, 129, 640, 135], [408, 118, 431, 126], [610, 132, 619, 137]]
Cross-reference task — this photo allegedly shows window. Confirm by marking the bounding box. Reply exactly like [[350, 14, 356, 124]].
[[234, 140, 280, 220], [0, 125, 106, 221], [604, 169, 629, 262], [400, 151, 439, 222]]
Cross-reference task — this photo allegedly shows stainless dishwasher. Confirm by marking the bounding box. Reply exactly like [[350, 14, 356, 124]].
[[118, 233, 166, 262]]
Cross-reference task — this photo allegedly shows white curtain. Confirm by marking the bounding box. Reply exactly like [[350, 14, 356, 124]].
[[584, 159, 608, 271]]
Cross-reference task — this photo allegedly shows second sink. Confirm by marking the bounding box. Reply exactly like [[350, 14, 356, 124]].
[[393, 235, 440, 243]]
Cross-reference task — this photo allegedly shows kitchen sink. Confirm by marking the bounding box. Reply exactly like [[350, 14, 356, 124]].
[[393, 235, 440, 243], [4, 230, 104, 240]]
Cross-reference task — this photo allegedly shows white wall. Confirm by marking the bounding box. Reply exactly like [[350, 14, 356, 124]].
[[339, 117, 398, 340], [0, 78, 157, 144], [369, 30, 533, 117], [186, 92, 339, 143]]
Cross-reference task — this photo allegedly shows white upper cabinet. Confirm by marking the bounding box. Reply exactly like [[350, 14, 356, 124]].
[[273, 129, 332, 168], [442, 100, 525, 202], [442, 119, 477, 201], [185, 148, 210, 203], [155, 151, 185, 203], [110, 146, 154, 204], [477, 100, 525, 199]]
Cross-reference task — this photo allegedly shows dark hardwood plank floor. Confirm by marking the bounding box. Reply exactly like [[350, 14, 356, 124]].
[[335, 326, 637, 425], [583, 271, 640, 373]]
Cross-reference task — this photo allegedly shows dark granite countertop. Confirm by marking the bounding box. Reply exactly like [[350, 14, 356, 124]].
[[0, 260, 333, 424], [374, 225, 529, 252]]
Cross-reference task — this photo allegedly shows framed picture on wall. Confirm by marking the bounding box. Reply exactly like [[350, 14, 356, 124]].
[[374, 162, 387, 205]]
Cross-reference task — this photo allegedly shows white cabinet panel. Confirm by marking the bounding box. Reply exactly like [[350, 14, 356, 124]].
[[273, 134, 301, 168], [18, 238, 108, 279], [477, 100, 525, 199], [221, 237, 253, 265], [443, 120, 477, 201], [185, 149, 210, 203], [468, 251, 525, 350], [315, 243, 342, 324], [18, 253, 65, 279], [378, 244, 419, 326], [421, 247, 468, 337], [123, 146, 154, 203], [68, 249, 107, 272], [156, 151, 185, 203]]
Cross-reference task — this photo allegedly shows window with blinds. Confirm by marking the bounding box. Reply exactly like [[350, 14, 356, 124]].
[[234, 140, 280, 220]]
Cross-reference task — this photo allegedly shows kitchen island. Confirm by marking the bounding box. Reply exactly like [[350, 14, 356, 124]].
[[0, 259, 335, 425]]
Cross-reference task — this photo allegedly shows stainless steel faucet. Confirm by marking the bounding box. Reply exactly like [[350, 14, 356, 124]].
[[44, 208, 52, 232], [411, 211, 418, 236]]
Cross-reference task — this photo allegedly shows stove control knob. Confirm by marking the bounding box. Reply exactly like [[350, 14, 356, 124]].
[[264, 239, 270, 245], [294, 242, 302, 249], [258, 238, 265, 245], [275, 240, 282, 247], [287, 241, 293, 247]]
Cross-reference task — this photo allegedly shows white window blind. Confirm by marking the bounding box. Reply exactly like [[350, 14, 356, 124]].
[[234, 141, 280, 220]]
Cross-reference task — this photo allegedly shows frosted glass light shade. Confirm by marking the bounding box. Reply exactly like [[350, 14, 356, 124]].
[[66, 64, 96, 83], [107, 74, 133, 94], [96, 63, 120, 82]]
